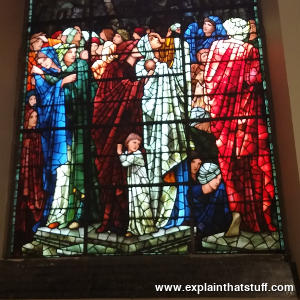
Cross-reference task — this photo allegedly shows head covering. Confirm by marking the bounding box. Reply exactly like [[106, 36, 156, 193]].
[[170, 23, 181, 32], [117, 29, 130, 42], [198, 162, 221, 184], [62, 28, 73, 37], [25, 90, 36, 105], [38, 47, 61, 69], [117, 40, 139, 61], [190, 107, 210, 127], [223, 18, 250, 41], [196, 16, 228, 51], [137, 34, 155, 60], [134, 27, 147, 37], [81, 31, 90, 42], [51, 31, 62, 39], [91, 37, 101, 45]]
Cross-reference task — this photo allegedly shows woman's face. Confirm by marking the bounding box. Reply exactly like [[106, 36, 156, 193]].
[[113, 33, 123, 45], [203, 21, 215, 37], [149, 35, 161, 50], [27, 111, 37, 129], [28, 95, 37, 107], [31, 38, 43, 51], [64, 48, 76, 66], [91, 43, 99, 55], [73, 29, 82, 43], [37, 56, 53, 69], [191, 159, 202, 176]]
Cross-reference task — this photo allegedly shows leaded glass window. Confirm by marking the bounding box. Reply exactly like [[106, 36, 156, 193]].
[[10, 0, 284, 257]]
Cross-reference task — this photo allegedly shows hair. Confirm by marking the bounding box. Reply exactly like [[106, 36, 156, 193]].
[[204, 17, 216, 28], [117, 29, 130, 42], [101, 28, 114, 41], [125, 133, 142, 147], [30, 32, 45, 45]]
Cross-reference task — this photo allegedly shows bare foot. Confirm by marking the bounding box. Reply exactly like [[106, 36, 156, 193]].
[[69, 222, 80, 230], [224, 212, 241, 237]]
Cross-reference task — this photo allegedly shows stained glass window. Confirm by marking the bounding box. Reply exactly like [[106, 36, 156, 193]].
[[10, 0, 284, 257]]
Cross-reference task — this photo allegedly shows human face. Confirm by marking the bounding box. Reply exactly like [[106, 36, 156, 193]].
[[127, 139, 141, 153], [203, 21, 215, 37], [149, 35, 161, 50], [91, 43, 99, 55], [28, 95, 37, 107], [37, 56, 53, 69], [64, 48, 76, 66], [249, 20, 257, 34], [31, 38, 43, 51], [191, 159, 202, 176], [28, 111, 37, 129], [73, 28, 82, 43], [113, 33, 123, 45]]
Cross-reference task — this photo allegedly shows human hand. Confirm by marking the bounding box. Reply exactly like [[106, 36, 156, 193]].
[[31, 65, 44, 75], [61, 74, 77, 86], [117, 144, 123, 155]]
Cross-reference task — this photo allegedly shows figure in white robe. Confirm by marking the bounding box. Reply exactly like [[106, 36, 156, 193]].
[[118, 134, 156, 235], [135, 33, 192, 227]]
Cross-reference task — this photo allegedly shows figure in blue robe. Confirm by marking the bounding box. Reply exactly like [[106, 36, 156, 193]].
[[184, 16, 228, 63], [189, 163, 232, 237], [32, 47, 68, 229]]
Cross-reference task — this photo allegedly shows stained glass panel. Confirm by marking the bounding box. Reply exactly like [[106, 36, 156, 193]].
[[11, 0, 283, 257]]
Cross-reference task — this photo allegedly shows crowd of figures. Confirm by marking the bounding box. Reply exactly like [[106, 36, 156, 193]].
[[14, 15, 277, 255]]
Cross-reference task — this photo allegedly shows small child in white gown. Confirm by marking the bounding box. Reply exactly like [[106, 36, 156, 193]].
[[117, 133, 156, 236]]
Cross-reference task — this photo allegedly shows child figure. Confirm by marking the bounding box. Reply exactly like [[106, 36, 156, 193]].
[[117, 133, 156, 236]]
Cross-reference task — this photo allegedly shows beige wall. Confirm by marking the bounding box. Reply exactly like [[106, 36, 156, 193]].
[[261, 0, 300, 275], [0, 0, 299, 279], [0, 0, 25, 258]]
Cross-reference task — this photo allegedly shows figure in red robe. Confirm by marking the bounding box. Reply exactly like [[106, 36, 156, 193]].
[[14, 107, 46, 255], [204, 18, 276, 233], [92, 40, 153, 234]]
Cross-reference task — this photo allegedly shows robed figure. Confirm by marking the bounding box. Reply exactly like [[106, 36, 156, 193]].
[[92, 40, 148, 234], [204, 18, 276, 232]]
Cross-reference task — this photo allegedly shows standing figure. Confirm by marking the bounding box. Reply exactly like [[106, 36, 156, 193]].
[[136, 32, 192, 228], [204, 18, 276, 233], [32, 47, 72, 229], [118, 133, 156, 236], [44, 44, 100, 229], [92, 40, 154, 234], [14, 108, 46, 255]]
